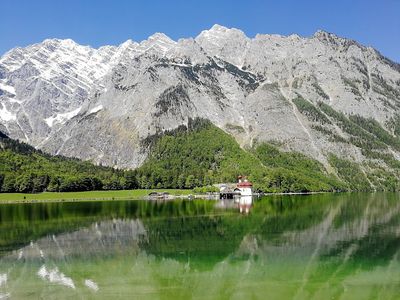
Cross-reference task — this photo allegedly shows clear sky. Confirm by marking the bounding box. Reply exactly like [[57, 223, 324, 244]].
[[1, 0, 399, 62]]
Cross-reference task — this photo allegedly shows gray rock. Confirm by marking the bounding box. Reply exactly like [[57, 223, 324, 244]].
[[1, 25, 400, 171]]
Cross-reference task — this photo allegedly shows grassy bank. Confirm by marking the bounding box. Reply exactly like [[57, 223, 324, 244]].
[[0, 189, 193, 203]]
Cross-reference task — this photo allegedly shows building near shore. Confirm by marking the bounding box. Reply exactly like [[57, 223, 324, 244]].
[[234, 176, 253, 196], [218, 176, 253, 199]]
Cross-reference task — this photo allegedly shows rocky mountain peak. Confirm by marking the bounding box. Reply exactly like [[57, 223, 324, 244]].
[[118, 39, 135, 49], [196, 24, 250, 66], [1, 26, 400, 171], [312, 29, 361, 52], [147, 32, 175, 43], [139, 32, 177, 54], [313, 29, 338, 40], [200, 24, 246, 36], [196, 24, 248, 44]]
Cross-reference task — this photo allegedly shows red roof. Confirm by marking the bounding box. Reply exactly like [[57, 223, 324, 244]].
[[237, 181, 253, 187]]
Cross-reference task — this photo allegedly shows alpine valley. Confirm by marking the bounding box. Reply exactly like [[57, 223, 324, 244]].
[[1, 24, 400, 192]]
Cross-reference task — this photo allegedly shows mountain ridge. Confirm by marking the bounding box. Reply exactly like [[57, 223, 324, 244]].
[[3, 26, 398, 64], [1, 25, 400, 181]]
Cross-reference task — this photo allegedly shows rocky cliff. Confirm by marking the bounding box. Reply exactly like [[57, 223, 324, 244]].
[[1, 25, 399, 172]]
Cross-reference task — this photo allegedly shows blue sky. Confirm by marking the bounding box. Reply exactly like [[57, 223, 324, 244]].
[[1, 0, 399, 62]]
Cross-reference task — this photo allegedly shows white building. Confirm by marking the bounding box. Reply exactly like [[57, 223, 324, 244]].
[[234, 176, 253, 196]]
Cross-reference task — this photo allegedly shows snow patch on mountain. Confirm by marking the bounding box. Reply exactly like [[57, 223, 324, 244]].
[[0, 82, 15, 95], [45, 107, 82, 127], [88, 105, 103, 114], [0, 104, 16, 121]]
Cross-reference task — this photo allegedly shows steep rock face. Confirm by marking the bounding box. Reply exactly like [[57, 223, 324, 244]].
[[0, 25, 400, 170]]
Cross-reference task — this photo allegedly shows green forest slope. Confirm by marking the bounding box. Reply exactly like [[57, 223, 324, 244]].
[[0, 132, 137, 193], [2, 117, 399, 194], [136, 119, 346, 192]]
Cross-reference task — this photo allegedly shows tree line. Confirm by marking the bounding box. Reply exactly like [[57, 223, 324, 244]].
[[4, 116, 393, 194]]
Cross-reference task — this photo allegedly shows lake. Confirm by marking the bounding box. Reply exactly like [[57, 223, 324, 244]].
[[0, 193, 399, 299]]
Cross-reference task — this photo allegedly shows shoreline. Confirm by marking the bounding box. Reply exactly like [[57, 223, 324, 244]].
[[0, 190, 334, 205], [0, 196, 144, 205]]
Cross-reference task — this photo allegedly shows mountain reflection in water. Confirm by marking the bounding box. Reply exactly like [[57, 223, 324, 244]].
[[0, 193, 399, 299]]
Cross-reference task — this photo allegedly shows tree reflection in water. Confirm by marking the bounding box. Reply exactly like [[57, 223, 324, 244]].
[[0, 193, 399, 299]]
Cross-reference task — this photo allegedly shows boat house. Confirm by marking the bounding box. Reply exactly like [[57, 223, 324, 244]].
[[219, 176, 253, 199]]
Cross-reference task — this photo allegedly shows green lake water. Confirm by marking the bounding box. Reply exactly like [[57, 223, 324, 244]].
[[0, 193, 400, 299]]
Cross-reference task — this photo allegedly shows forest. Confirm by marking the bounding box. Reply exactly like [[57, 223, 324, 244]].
[[2, 117, 398, 194], [0, 132, 138, 193]]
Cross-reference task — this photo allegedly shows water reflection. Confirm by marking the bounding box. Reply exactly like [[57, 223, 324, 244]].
[[0, 193, 399, 299], [4, 219, 146, 261], [215, 196, 254, 214], [237, 196, 253, 214]]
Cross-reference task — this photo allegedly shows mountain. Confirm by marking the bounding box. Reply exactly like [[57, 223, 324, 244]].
[[1, 25, 400, 189]]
